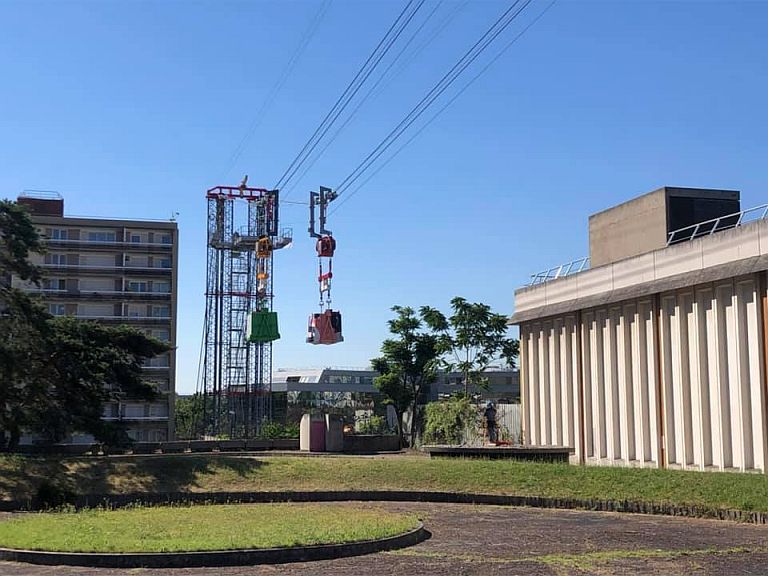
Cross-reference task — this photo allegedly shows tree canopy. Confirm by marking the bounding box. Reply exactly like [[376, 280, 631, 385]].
[[421, 297, 518, 396], [371, 305, 440, 447]]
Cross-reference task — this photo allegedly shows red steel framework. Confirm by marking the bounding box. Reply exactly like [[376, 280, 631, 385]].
[[197, 185, 288, 437]]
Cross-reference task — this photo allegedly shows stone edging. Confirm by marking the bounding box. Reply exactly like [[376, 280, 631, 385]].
[[0, 522, 429, 568], [2, 490, 767, 523]]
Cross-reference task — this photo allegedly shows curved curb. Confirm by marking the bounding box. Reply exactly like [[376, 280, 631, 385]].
[[75, 490, 768, 524], [0, 523, 429, 568], [3, 490, 767, 524]]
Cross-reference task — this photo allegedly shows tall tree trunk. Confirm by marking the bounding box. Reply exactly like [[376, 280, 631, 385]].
[[8, 425, 20, 452], [397, 411, 405, 448], [410, 404, 420, 448]]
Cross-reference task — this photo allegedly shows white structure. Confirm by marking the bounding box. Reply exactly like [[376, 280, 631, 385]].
[[512, 187, 768, 473]]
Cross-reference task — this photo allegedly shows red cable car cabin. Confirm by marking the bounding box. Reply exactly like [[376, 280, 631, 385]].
[[306, 309, 343, 345], [316, 235, 336, 258]]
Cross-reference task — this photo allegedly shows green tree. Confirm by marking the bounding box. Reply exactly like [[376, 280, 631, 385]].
[[0, 200, 169, 450], [421, 297, 519, 396], [174, 393, 214, 439], [0, 199, 49, 449], [0, 200, 44, 285], [371, 306, 440, 447]]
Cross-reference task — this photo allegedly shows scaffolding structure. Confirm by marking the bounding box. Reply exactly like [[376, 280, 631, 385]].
[[198, 185, 290, 438]]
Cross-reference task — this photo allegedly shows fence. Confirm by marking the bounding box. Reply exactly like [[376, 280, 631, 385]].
[[460, 403, 522, 446]]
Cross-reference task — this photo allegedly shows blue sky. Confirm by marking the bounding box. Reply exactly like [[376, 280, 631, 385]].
[[1, 0, 767, 393]]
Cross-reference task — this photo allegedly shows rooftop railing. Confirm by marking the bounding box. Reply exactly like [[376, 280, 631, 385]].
[[667, 204, 768, 245], [529, 257, 590, 286]]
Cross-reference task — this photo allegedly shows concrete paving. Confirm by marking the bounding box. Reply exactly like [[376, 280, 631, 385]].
[[2, 502, 767, 575]]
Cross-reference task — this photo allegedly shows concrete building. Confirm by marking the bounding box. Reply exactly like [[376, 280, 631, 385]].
[[13, 191, 178, 442], [511, 186, 768, 473], [272, 367, 519, 425]]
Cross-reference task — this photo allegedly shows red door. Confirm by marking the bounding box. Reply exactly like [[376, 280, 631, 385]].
[[310, 420, 326, 452]]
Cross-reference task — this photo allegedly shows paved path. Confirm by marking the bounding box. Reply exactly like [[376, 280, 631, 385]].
[[2, 502, 767, 575]]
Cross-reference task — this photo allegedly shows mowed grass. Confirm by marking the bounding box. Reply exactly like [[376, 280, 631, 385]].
[[0, 503, 419, 552], [2, 454, 768, 513]]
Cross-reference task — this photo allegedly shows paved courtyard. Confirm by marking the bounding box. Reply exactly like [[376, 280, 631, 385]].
[[2, 502, 768, 575]]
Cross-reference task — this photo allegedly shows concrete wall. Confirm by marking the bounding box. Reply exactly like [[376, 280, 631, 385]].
[[587, 187, 740, 268], [520, 272, 768, 472], [589, 188, 668, 268]]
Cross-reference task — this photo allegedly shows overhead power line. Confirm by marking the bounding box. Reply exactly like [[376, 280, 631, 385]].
[[333, 0, 535, 198], [280, 0, 460, 200], [219, 0, 332, 181], [273, 0, 425, 194], [330, 0, 557, 215]]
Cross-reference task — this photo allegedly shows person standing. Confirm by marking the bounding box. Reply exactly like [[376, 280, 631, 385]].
[[484, 401, 498, 444]]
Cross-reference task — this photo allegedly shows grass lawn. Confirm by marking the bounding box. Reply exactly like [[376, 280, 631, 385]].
[[1, 454, 768, 513], [0, 503, 419, 552]]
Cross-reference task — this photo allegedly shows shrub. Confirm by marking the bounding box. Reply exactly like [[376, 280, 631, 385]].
[[258, 421, 299, 439], [34, 480, 76, 510], [423, 396, 479, 445], [356, 415, 388, 435]]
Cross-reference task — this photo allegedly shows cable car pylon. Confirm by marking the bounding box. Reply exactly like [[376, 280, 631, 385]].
[[306, 185, 343, 345]]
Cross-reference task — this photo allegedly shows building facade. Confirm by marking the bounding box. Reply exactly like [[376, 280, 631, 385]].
[[271, 367, 519, 425], [14, 192, 178, 442], [511, 187, 768, 473]]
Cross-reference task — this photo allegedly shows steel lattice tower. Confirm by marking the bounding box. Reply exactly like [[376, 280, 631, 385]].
[[199, 185, 288, 438]]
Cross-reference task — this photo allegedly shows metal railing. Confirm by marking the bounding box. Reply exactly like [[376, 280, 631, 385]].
[[43, 238, 173, 247], [529, 257, 590, 286], [40, 263, 171, 271], [667, 204, 768, 245]]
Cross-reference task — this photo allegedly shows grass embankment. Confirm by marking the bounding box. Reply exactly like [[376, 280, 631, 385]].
[[0, 503, 418, 552], [2, 454, 768, 512]]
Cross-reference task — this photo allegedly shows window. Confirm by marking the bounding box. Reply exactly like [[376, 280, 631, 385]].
[[152, 281, 170, 293], [102, 404, 119, 418], [160, 234, 172, 244], [48, 303, 66, 316], [149, 403, 169, 417], [43, 278, 66, 290], [130, 234, 142, 243], [144, 355, 169, 367], [127, 306, 142, 318], [158, 258, 172, 269], [151, 305, 170, 318], [87, 231, 116, 242], [127, 281, 148, 292], [148, 379, 170, 392], [50, 228, 67, 240], [123, 404, 145, 418], [153, 329, 170, 341], [48, 253, 67, 266]]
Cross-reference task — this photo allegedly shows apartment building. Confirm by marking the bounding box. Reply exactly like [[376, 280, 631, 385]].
[[14, 192, 178, 442]]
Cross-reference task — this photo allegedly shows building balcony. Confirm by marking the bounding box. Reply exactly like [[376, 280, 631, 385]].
[[43, 238, 173, 252], [101, 416, 169, 422], [39, 263, 172, 276], [27, 288, 172, 300], [64, 314, 173, 325]]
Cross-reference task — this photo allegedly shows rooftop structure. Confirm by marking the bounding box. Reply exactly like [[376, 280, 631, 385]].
[[511, 185, 768, 474]]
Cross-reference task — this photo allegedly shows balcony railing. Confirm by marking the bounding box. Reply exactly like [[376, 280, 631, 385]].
[[39, 263, 171, 272], [71, 314, 172, 321], [26, 288, 171, 297], [667, 204, 768, 245], [102, 416, 169, 421], [529, 257, 590, 286], [43, 238, 173, 248]]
